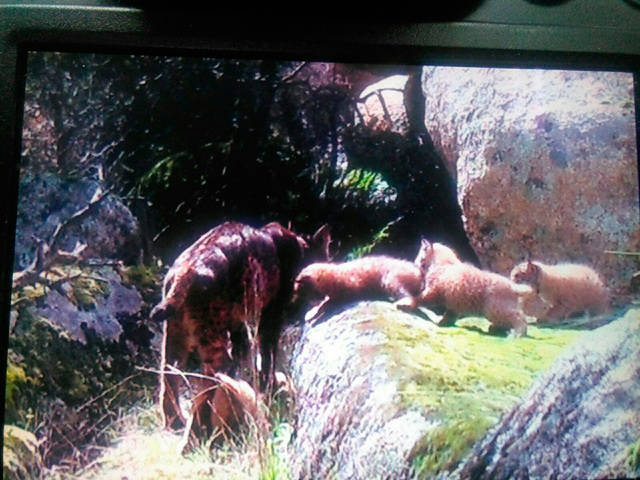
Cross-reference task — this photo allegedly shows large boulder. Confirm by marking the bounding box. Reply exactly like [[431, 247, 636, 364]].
[[288, 302, 433, 480], [454, 308, 640, 480], [285, 301, 583, 479], [421, 67, 640, 303]]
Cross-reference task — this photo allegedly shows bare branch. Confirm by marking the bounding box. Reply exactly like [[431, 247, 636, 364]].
[[282, 62, 308, 83], [12, 186, 113, 290]]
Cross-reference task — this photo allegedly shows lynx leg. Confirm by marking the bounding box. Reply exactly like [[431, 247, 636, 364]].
[[419, 283, 441, 305], [544, 302, 571, 321], [394, 296, 418, 311], [438, 311, 458, 327], [486, 310, 528, 337], [161, 319, 190, 431], [304, 295, 331, 323]]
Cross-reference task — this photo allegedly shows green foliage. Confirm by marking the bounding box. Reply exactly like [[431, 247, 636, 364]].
[[7, 283, 158, 470], [627, 436, 640, 473], [342, 168, 385, 193], [4, 361, 36, 421], [347, 221, 393, 260], [374, 311, 583, 477], [411, 418, 490, 478], [135, 152, 190, 194], [120, 263, 164, 303], [69, 275, 111, 311], [258, 422, 294, 480], [3, 425, 43, 480]]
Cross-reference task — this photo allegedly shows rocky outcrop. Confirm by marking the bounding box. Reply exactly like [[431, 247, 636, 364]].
[[14, 175, 141, 271], [33, 267, 143, 344], [421, 68, 640, 303], [454, 308, 640, 480], [357, 75, 410, 134], [288, 302, 433, 480]]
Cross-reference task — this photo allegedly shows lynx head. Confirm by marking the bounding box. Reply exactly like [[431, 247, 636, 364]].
[[510, 261, 542, 289], [415, 239, 461, 272]]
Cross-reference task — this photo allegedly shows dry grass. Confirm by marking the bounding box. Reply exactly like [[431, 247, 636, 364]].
[[38, 387, 294, 480]]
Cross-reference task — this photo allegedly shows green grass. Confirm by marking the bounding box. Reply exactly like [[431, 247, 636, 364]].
[[3, 425, 42, 480], [373, 309, 584, 477], [627, 436, 640, 473]]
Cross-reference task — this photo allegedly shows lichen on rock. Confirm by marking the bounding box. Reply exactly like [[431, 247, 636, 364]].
[[421, 67, 639, 305], [287, 301, 582, 479]]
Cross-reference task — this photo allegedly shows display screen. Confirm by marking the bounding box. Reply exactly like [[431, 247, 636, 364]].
[[4, 51, 639, 479]]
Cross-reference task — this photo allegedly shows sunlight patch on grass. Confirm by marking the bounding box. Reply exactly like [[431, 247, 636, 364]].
[[74, 410, 258, 480], [374, 309, 584, 477], [51, 397, 294, 480]]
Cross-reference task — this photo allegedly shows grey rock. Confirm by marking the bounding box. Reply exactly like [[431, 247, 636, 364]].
[[289, 301, 433, 480], [14, 174, 141, 271], [33, 268, 142, 344], [453, 308, 640, 480], [421, 67, 639, 304]]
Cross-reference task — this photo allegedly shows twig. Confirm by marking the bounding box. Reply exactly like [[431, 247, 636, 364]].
[[50, 423, 82, 459], [49, 186, 113, 254], [152, 224, 171, 243], [357, 87, 405, 104], [136, 365, 218, 384], [77, 373, 142, 413], [12, 185, 113, 290], [282, 62, 307, 83], [604, 250, 640, 256]]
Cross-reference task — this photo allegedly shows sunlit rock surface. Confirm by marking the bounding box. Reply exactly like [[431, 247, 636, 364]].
[[289, 302, 433, 480], [357, 75, 410, 134], [421, 67, 640, 304], [454, 308, 640, 480]]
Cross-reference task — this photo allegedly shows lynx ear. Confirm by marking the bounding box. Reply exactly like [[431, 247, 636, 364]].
[[420, 238, 431, 250], [525, 261, 541, 279]]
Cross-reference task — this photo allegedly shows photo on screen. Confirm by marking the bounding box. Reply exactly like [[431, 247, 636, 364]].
[[5, 51, 639, 479]]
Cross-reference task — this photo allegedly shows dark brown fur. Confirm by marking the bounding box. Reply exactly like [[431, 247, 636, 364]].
[[151, 221, 327, 431], [293, 255, 424, 319]]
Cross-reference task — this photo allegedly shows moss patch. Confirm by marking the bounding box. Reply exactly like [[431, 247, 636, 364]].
[[3, 425, 42, 480], [69, 274, 111, 311], [374, 309, 584, 477], [627, 436, 640, 474], [121, 264, 163, 303]]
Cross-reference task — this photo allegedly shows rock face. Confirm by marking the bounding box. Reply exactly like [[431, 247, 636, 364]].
[[357, 75, 410, 134], [454, 308, 640, 480], [289, 302, 433, 480], [33, 267, 143, 344], [421, 67, 640, 303], [14, 175, 141, 271]]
